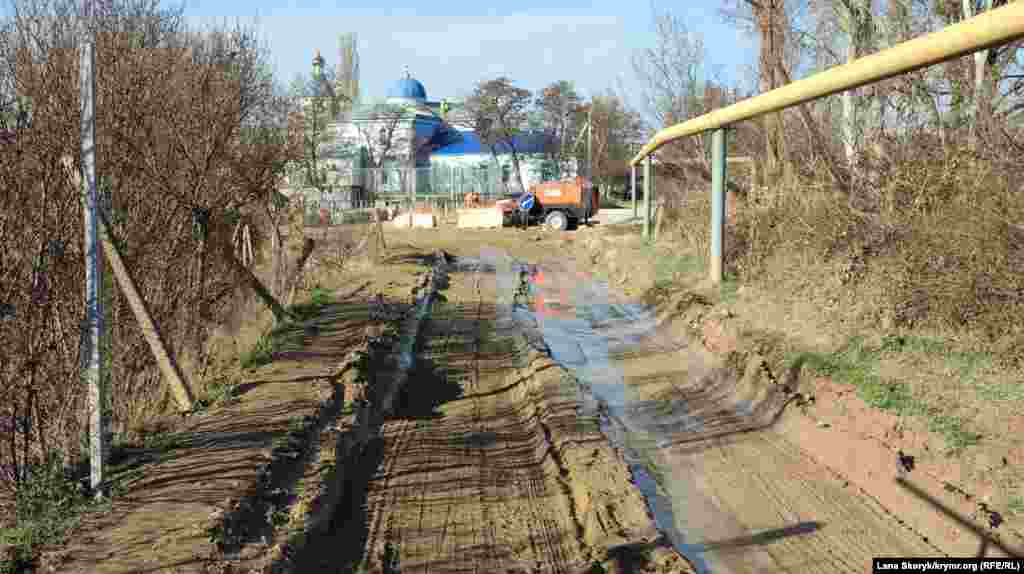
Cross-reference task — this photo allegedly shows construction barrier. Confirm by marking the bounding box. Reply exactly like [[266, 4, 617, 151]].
[[391, 211, 439, 228], [456, 207, 505, 229]]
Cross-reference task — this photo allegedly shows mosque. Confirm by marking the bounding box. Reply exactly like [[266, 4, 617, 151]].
[[298, 49, 569, 204]]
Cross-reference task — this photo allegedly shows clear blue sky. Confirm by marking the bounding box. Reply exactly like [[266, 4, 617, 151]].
[[182, 0, 757, 120]]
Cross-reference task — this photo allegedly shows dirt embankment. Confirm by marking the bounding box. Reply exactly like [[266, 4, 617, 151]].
[[280, 250, 694, 574], [571, 223, 1024, 561]]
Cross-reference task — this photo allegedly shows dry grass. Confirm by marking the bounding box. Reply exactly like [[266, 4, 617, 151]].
[[651, 140, 1024, 524], [651, 144, 1024, 350]]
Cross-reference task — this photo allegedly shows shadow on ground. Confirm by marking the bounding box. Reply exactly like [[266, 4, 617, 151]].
[[390, 356, 465, 420]]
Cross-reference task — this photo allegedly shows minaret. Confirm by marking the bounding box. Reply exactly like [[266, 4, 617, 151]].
[[336, 33, 359, 109], [312, 49, 324, 81]]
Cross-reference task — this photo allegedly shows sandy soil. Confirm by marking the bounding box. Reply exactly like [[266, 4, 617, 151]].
[[37, 219, 1020, 574], [288, 248, 691, 574], [556, 222, 1023, 562], [506, 259, 941, 573]]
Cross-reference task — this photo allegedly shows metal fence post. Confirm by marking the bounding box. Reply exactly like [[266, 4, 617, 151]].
[[642, 156, 652, 239], [409, 167, 416, 213], [710, 128, 728, 285], [631, 165, 637, 219], [651, 163, 659, 242], [80, 38, 107, 499]]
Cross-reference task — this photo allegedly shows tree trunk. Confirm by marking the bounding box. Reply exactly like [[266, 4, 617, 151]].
[[842, 42, 858, 166], [776, 62, 851, 193], [963, 0, 994, 147], [270, 220, 283, 298], [192, 224, 207, 364], [285, 237, 318, 307], [226, 237, 294, 325], [510, 148, 526, 193], [757, 2, 787, 189]]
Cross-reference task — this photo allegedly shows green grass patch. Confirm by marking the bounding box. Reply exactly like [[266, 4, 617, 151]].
[[879, 335, 1020, 402], [0, 455, 91, 574], [142, 429, 187, 453], [1009, 495, 1024, 517], [794, 335, 981, 454], [431, 292, 448, 313], [925, 414, 981, 452], [241, 332, 277, 370], [288, 287, 334, 322], [192, 380, 240, 413], [719, 273, 741, 305], [241, 289, 338, 370], [645, 247, 703, 291]]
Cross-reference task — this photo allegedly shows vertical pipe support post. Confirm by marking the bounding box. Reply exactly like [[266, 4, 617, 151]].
[[710, 128, 728, 285], [642, 156, 652, 239], [651, 160, 658, 242], [630, 165, 637, 219]]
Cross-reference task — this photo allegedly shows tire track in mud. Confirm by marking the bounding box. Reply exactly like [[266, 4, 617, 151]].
[[618, 345, 944, 574], [356, 263, 498, 572], [469, 259, 573, 574], [364, 403, 416, 568], [354, 258, 634, 574], [469, 265, 510, 574], [280, 249, 698, 574]]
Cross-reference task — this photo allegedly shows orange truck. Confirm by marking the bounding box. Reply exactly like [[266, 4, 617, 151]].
[[525, 176, 599, 231]]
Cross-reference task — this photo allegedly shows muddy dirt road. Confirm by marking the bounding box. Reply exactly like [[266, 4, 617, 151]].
[[291, 250, 689, 574], [511, 259, 944, 573], [287, 234, 947, 574]]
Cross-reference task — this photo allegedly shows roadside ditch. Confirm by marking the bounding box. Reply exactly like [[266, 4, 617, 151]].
[[198, 251, 451, 573], [242, 250, 452, 574]]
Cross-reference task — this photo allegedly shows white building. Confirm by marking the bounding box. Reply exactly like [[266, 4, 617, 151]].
[[301, 58, 567, 205]]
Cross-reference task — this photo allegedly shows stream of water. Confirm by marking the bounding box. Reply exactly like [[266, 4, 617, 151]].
[[463, 249, 719, 573]]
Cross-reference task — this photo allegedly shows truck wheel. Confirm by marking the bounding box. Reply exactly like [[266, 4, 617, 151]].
[[544, 210, 568, 231]]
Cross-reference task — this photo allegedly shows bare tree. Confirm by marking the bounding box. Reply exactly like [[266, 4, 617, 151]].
[[465, 77, 533, 193], [536, 80, 584, 178], [631, 11, 718, 173], [286, 60, 349, 198], [721, 0, 791, 186], [347, 102, 460, 196], [631, 9, 762, 190], [349, 102, 411, 174], [586, 92, 645, 197], [0, 0, 294, 504]]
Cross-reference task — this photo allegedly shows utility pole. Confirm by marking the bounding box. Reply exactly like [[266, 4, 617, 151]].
[[586, 103, 593, 181], [80, 32, 106, 499]]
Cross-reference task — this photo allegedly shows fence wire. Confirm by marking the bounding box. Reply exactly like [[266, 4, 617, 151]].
[[295, 165, 522, 225]]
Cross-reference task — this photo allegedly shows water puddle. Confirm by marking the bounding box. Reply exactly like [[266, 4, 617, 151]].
[[398, 254, 449, 372], [460, 249, 726, 573]]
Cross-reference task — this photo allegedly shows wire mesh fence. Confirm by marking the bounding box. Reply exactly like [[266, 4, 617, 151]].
[[298, 164, 521, 225]]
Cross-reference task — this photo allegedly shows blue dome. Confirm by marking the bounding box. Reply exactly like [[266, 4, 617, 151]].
[[388, 77, 427, 101]]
